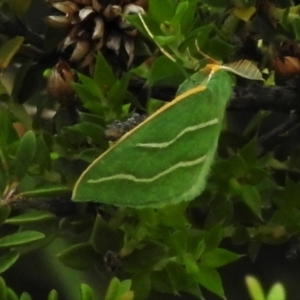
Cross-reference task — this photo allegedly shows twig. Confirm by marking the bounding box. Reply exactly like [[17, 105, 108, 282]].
[[258, 111, 299, 144], [129, 76, 300, 112]]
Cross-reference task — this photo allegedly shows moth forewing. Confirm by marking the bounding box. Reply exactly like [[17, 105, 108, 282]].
[[72, 70, 233, 208]]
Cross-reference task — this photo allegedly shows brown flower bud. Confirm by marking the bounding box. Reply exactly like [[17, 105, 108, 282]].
[[47, 60, 75, 105], [272, 56, 300, 77]]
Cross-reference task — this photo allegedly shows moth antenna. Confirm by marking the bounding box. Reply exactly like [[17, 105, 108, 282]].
[[195, 40, 220, 65], [222, 60, 264, 81], [138, 13, 176, 63]]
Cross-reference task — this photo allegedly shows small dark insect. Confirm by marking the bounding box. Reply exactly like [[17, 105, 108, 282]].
[[103, 250, 122, 272], [104, 113, 147, 141]]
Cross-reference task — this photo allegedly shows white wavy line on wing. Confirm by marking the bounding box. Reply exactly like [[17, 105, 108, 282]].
[[136, 118, 218, 149], [88, 155, 206, 184]]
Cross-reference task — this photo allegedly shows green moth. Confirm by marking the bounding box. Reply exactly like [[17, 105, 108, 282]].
[[73, 66, 236, 207]]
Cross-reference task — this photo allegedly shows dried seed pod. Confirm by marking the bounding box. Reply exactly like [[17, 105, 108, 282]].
[[52, 1, 80, 14], [103, 4, 122, 21], [123, 36, 134, 66], [47, 60, 75, 105], [92, 17, 105, 39], [70, 40, 91, 61], [106, 31, 122, 54], [47, 0, 148, 71], [46, 15, 71, 28], [118, 4, 145, 36], [92, 0, 102, 12], [79, 7, 94, 20]]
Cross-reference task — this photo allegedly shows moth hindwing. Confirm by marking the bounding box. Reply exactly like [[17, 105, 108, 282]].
[[72, 70, 233, 208]]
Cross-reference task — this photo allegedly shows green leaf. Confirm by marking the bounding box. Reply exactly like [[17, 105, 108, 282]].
[[195, 265, 225, 299], [94, 52, 116, 89], [123, 240, 167, 272], [19, 292, 32, 300], [14, 130, 36, 179], [151, 261, 204, 299], [0, 276, 7, 300], [0, 231, 45, 248], [267, 283, 286, 300], [17, 185, 72, 198], [58, 243, 99, 270], [0, 251, 19, 273], [72, 82, 105, 116], [17, 218, 58, 253], [5, 211, 55, 225], [174, 0, 198, 34], [207, 36, 235, 61], [240, 185, 262, 219], [245, 276, 265, 300], [0, 110, 18, 148], [147, 56, 185, 86], [80, 283, 94, 300], [131, 273, 151, 300], [34, 135, 52, 173], [291, 18, 300, 41], [6, 288, 18, 300], [204, 223, 223, 253], [0, 36, 24, 70], [67, 122, 108, 148], [201, 248, 242, 268], [275, 179, 300, 209], [107, 73, 131, 117], [149, 0, 175, 23], [79, 112, 106, 127], [239, 140, 258, 166], [90, 214, 123, 255], [104, 278, 133, 300], [47, 290, 58, 300], [271, 208, 300, 232]]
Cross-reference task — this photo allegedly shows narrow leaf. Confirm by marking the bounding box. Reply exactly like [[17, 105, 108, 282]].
[[14, 130, 36, 179], [201, 248, 242, 268], [245, 276, 265, 300], [17, 185, 72, 198], [149, 0, 175, 23], [0, 37, 24, 70], [0, 276, 7, 300], [240, 185, 262, 219], [7, 288, 19, 300], [47, 290, 59, 300], [195, 265, 225, 299], [58, 243, 98, 270], [94, 52, 116, 89], [267, 283, 286, 300], [0, 231, 45, 248], [80, 283, 94, 300], [5, 211, 55, 225], [222, 60, 264, 81], [0, 251, 20, 273], [19, 292, 32, 300]]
